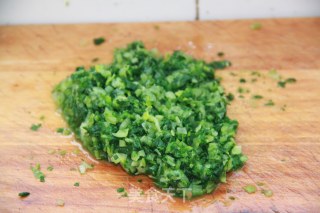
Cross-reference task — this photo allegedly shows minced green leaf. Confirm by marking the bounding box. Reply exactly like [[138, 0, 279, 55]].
[[117, 187, 125, 193], [261, 189, 273, 197], [278, 78, 297, 88], [56, 127, 72, 136], [252, 95, 263, 99], [250, 22, 262, 30], [47, 165, 54, 171], [31, 163, 45, 182], [52, 41, 247, 198], [79, 161, 94, 174], [30, 123, 42, 131], [93, 37, 105, 46], [58, 150, 67, 157], [18, 192, 30, 198], [217, 52, 224, 57], [264, 100, 275, 106], [239, 78, 246, 83], [243, 185, 257, 194], [74, 182, 80, 187], [226, 93, 234, 102]]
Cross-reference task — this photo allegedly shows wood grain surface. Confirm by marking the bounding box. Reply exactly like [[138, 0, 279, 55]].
[[0, 18, 319, 213]]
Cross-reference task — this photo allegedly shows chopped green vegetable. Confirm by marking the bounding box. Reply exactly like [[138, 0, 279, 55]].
[[217, 52, 224, 57], [226, 93, 234, 102], [52, 41, 247, 198], [79, 161, 94, 174], [243, 185, 257, 194], [117, 187, 125, 193], [261, 189, 273, 197], [278, 78, 297, 88], [154, 25, 160, 30], [238, 87, 250, 94], [252, 95, 263, 100], [93, 37, 105, 46], [74, 182, 80, 187], [251, 71, 261, 77], [264, 100, 275, 106], [40, 115, 45, 120], [268, 69, 281, 80], [58, 150, 67, 156], [137, 179, 143, 183], [257, 182, 264, 186], [30, 123, 41, 131], [229, 196, 236, 200], [18, 192, 30, 198], [56, 199, 65, 206], [56, 127, 72, 136], [92, 58, 100, 63], [239, 78, 246, 83], [250, 22, 262, 30], [31, 163, 45, 182], [47, 165, 54, 171]]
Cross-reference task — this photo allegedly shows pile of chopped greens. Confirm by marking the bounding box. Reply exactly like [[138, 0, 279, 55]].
[[52, 41, 247, 198]]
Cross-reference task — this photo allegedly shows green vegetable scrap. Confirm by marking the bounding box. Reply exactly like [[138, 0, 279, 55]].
[[74, 182, 80, 187], [278, 78, 297, 88], [261, 189, 273, 197], [250, 22, 262, 30], [31, 163, 45, 182], [47, 165, 54, 171], [78, 161, 94, 174], [93, 37, 105, 46], [18, 192, 30, 198], [252, 95, 263, 100], [243, 184, 257, 194], [30, 123, 42, 131], [56, 127, 72, 136], [52, 41, 247, 198], [264, 100, 275, 106], [239, 78, 246, 83]]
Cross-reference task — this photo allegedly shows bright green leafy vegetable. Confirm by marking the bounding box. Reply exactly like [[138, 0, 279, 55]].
[[52, 41, 247, 198], [18, 192, 30, 198], [93, 37, 105, 46], [74, 182, 80, 187], [243, 184, 257, 194], [31, 163, 45, 182]]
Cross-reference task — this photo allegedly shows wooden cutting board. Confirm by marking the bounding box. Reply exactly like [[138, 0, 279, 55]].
[[0, 18, 319, 213]]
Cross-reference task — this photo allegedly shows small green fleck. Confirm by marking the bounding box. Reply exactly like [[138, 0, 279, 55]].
[[58, 150, 67, 156], [239, 95, 244, 99], [281, 104, 287, 111], [217, 52, 224, 57], [92, 57, 99, 63], [56, 128, 72, 136], [117, 187, 125, 193], [264, 100, 275, 106], [252, 95, 263, 100], [79, 161, 94, 174], [239, 78, 246, 83], [238, 87, 250, 94], [261, 189, 273, 197], [268, 69, 281, 80], [251, 78, 257, 83], [226, 93, 234, 102], [251, 71, 261, 77], [229, 196, 236, 200], [56, 199, 65, 206], [230, 72, 237, 76], [140, 190, 145, 195], [74, 182, 80, 187], [47, 165, 54, 171], [257, 182, 264, 186], [286, 78, 297, 83], [154, 25, 160, 30], [31, 164, 45, 182], [93, 37, 105, 46], [39, 115, 45, 121], [243, 185, 257, 194], [277, 81, 286, 88], [72, 149, 80, 155], [137, 179, 143, 183], [19, 192, 30, 198], [30, 123, 42, 131], [250, 22, 262, 30]]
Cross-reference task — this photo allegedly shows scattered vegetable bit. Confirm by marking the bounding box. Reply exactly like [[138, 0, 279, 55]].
[[52, 41, 247, 198], [78, 161, 94, 174], [137, 179, 143, 183], [252, 95, 263, 100], [264, 100, 275, 106], [31, 163, 45, 182], [40, 115, 45, 121], [229, 196, 236, 200], [140, 190, 145, 195], [261, 189, 273, 197], [281, 104, 287, 111], [74, 182, 80, 187], [92, 57, 99, 63], [251, 71, 261, 77], [117, 187, 125, 193], [278, 78, 297, 88], [268, 69, 281, 80], [238, 87, 250, 94], [56, 199, 65, 206], [226, 93, 235, 102], [239, 78, 246, 83], [251, 78, 257, 83], [230, 72, 237, 76], [75, 66, 85, 72], [18, 192, 30, 198], [58, 150, 67, 157], [72, 149, 80, 155], [93, 37, 105, 46], [217, 52, 224, 57], [239, 95, 244, 99], [154, 25, 160, 30], [243, 185, 257, 194], [47, 165, 54, 171], [30, 123, 41, 131], [250, 22, 262, 30], [257, 182, 265, 186], [56, 128, 72, 136]]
